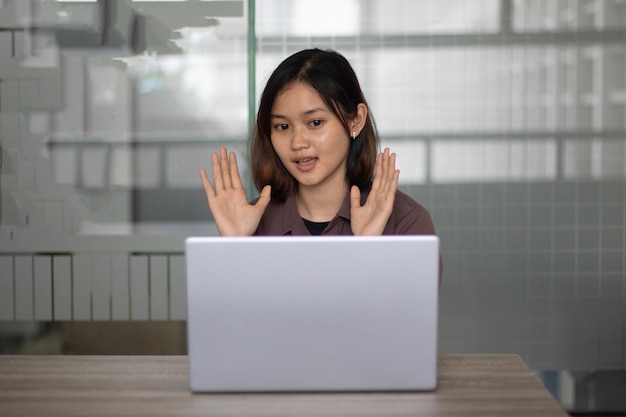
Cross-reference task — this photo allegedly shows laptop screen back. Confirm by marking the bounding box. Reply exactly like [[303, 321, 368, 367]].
[[186, 235, 439, 392]]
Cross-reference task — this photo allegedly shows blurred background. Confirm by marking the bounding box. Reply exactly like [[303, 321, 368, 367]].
[[0, 0, 625, 414]]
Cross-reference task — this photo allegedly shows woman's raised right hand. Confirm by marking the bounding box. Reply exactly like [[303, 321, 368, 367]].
[[200, 147, 271, 236]]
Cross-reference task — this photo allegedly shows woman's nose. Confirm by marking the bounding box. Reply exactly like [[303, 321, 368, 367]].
[[291, 127, 309, 149]]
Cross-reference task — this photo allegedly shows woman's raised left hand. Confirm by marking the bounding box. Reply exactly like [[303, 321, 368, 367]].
[[350, 148, 399, 236]]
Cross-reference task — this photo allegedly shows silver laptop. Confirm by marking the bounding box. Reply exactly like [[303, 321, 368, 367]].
[[185, 235, 439, 392]]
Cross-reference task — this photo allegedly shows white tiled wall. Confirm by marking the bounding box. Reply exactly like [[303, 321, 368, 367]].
[[0, 253, 186, 321]]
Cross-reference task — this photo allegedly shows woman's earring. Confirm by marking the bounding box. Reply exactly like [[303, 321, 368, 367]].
[[351, 131, 357, 140]]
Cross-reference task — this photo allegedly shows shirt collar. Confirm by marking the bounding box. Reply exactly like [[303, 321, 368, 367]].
[[336, 188, 352, 221], [276, 193, 307, 235], [279, 185, 372, 234]]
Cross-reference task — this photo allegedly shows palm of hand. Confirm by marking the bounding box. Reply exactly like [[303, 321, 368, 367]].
[[350, 148, 399, 236], [207, 184, 266, 236], [200, 148, 271, 236]]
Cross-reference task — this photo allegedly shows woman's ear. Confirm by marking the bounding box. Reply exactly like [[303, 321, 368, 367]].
[[350, 103, 368, 138]]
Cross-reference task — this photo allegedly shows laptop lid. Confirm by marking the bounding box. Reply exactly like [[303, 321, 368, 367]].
[[185, 235, 439, 392]]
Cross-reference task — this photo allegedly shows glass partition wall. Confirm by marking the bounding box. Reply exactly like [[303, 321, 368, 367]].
[[1, 0, 626, 412], [0, 0, 249, 354]]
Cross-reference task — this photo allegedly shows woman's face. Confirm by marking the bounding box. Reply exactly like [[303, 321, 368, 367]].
[[270, 82, 351, 192]]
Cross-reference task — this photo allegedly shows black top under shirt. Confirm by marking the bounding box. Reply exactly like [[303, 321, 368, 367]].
[[302, 218, 330, 235]]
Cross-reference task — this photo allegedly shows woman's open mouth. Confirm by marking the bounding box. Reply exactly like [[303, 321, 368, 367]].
[[294, 157, 318, 171]]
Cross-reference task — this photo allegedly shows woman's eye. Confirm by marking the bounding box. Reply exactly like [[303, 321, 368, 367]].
[[310, 120, 323, 127], [274, 123, 289, 131]]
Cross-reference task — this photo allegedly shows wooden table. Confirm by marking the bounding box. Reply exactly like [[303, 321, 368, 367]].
[[0, 354, 568, 417]]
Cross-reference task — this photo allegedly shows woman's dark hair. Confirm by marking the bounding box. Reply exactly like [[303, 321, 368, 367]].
[[251, 48, 379, 201]]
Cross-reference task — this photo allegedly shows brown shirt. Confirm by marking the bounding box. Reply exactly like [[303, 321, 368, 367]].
[[255, 186, 442, 281], [255, 186, 437, 237]]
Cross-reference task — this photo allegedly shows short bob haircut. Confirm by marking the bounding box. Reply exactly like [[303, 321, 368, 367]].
[[251, 48, 379, 201]]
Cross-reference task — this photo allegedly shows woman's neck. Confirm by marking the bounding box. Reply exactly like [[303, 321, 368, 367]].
[[295, 181, 349, 222]]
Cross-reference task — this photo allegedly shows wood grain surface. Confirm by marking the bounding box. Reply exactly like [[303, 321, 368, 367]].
[[0, 354, 568, 417]]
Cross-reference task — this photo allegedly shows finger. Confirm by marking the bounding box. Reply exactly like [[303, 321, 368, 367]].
[[199, 168, 216, 199], [387, 150, 396, 176], [211, 152, 225, 191], [384, 165, 400, 196], [381, 151, 397, 192], [374, 148, 392, 191], [254, 185, 272, 212], [350, 185, 362, 208], [228, 151, 244, 189], [393, 168, 400, 188], [219, 147, 233, 189], [381, 148, 392, 182]]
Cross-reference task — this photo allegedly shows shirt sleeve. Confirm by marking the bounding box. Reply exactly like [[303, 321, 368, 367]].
[[390, 192, 437, 235]]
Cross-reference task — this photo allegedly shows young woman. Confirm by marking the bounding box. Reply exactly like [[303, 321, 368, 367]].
[[200, 48, 438, 239]]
